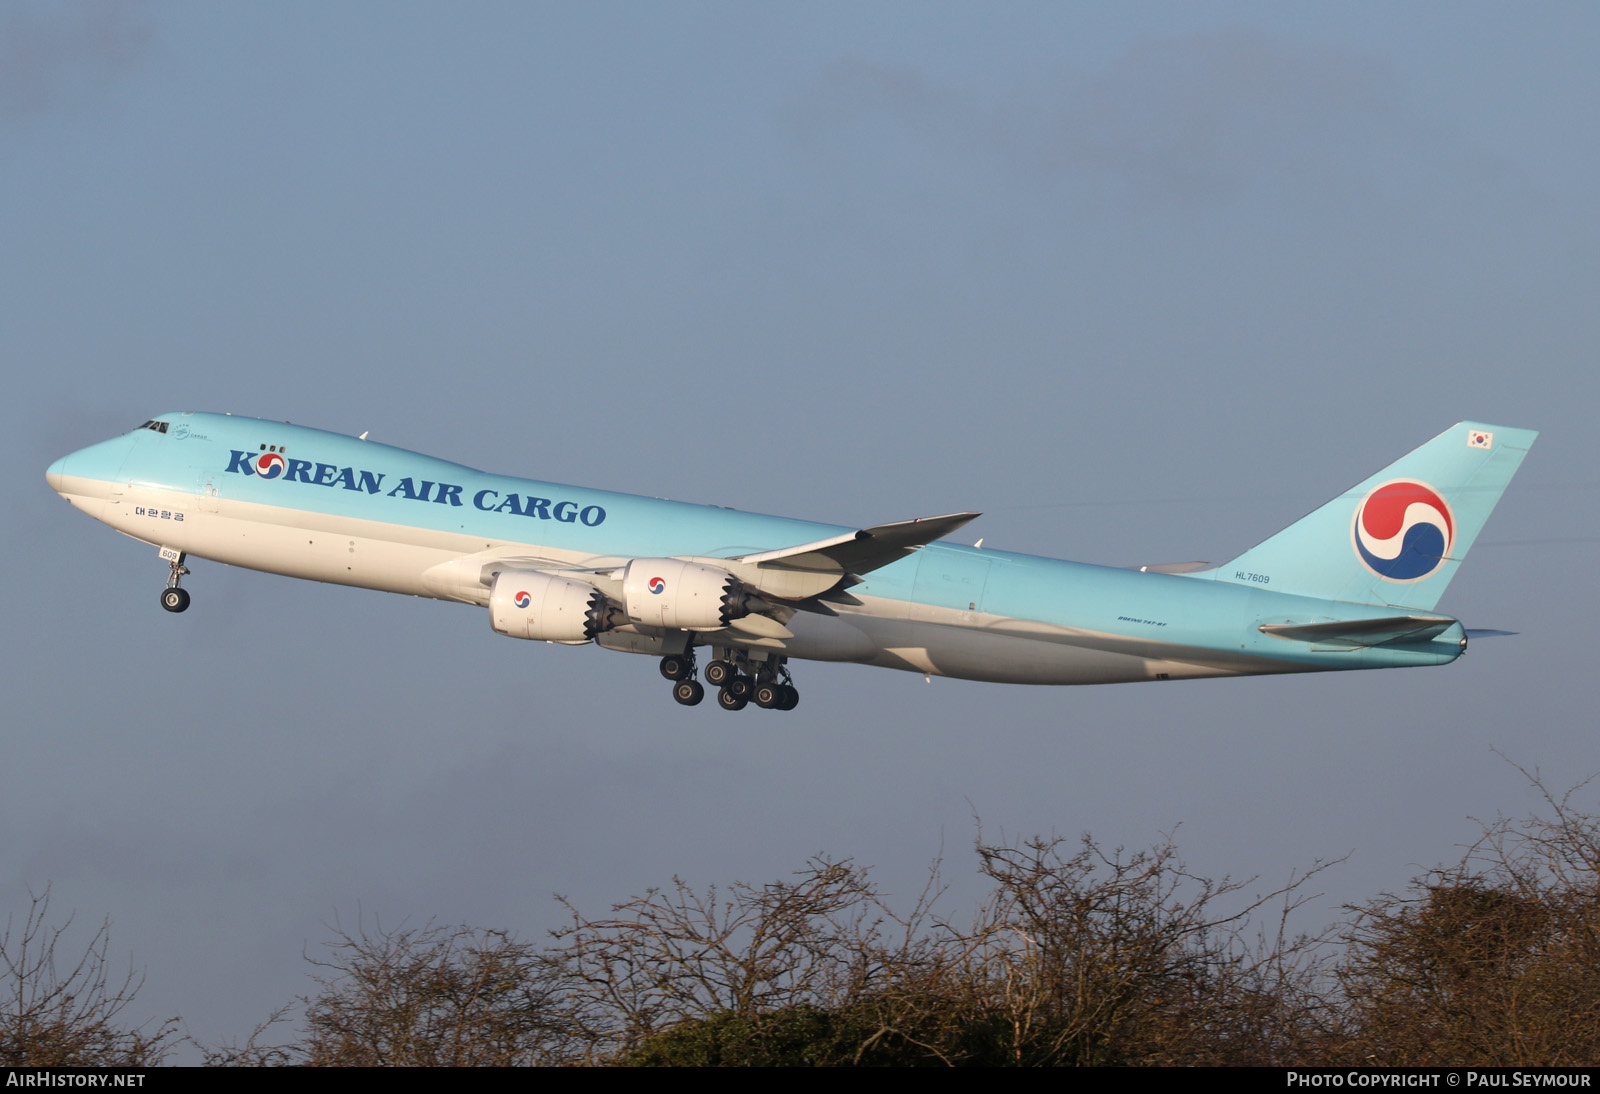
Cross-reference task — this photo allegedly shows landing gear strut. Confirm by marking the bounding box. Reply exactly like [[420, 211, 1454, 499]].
[[753, 659, 799, 711], [664, 651, 704, 705], [659, 653, 695, 681], [690, 649, 800, 713], [754, 680, 798, 711], [160, 553, 191, 614], [663, 647, 801, 712]]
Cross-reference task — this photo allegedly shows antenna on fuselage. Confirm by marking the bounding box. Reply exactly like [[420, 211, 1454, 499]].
[[358, 431, 369, 441]]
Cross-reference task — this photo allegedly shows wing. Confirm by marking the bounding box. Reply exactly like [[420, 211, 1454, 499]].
[[731, 512, 981, 578], [423, 513, 982, 617]]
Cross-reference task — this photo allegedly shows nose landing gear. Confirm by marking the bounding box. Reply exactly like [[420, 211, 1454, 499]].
[[160, 552, 191, 613]]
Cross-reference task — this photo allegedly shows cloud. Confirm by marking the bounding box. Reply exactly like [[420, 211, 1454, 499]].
[[0, 0, 152, 121], [791, 28, 1408, 209], [1040, 29, 1399, 200]]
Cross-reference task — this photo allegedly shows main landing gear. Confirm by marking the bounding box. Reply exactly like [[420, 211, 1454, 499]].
[[661, 649, 799, 712], [661, 651, 705, 706], [160, 553, 191, 613]]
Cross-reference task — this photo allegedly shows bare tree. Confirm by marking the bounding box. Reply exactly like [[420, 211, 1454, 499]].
[[547, 857, 893, 1061], [292, 920, 571, 1066], [1336, 768, 1600, 1067], [200, 1006, 298, 1067], [573, 837, 1337, 1066], [0, 887, 177, 1066], [895, 832, 1336, 1066]]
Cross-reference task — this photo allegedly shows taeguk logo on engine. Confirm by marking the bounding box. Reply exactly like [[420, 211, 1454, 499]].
[[648, 577, 666, 594], [1352, 480, 1454, 582], [514, 591, 532, 609]]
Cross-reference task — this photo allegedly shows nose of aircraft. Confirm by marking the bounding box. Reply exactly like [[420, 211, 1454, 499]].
[[46, 453, 70, 494], [47, 432, 138, 498]]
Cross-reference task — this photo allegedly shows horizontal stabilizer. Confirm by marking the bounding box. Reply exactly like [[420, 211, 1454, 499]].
[[1259, 615, 1458, 648], [734, 512, 980, 577]]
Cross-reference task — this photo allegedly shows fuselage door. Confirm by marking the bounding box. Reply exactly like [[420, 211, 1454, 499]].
[[197, 472, 221, 513]]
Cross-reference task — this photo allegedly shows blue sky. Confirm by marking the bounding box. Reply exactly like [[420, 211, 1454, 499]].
[[5, 2, 1596, 1057]]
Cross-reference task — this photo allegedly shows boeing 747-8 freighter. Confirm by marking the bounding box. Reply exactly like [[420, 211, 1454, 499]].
[[47, 416, 1535, 711]]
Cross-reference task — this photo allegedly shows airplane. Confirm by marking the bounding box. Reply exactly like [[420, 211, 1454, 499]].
[[46, 415, 1535, 711]]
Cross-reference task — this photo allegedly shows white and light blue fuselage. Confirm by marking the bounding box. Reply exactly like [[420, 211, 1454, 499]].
[[46, 414, 1536, 705]]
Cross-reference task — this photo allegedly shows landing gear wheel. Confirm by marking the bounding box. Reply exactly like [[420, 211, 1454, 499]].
[[161, 552, 190, 614], [754, 682, 781, 709], [777, 684, 799, 711], [704, 660, 734, 687], [726, 675, 753, 700], [659, 654, 693, 681], [673, 680, 705, 706], [717, 686, 749, 711]]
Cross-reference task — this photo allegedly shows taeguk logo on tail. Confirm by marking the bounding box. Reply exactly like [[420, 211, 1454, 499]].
[[255, 452, 287, 480], [648, 577, 666, 594], [1352, 480, 1454, 582]]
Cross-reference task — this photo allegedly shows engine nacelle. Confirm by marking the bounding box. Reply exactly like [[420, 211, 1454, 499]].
[[622, 558, 755, 631], [489, 570, 619, 643]]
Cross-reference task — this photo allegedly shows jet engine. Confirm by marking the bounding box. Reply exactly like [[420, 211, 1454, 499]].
[[489, 570, 620, 643], [621, 558, 765, 631]]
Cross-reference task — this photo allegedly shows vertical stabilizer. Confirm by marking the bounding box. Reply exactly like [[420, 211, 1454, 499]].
[[1207, 422, 1537, 610]]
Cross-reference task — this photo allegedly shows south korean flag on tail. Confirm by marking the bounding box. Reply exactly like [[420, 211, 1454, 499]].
[[1467, 429, 1493, 450]]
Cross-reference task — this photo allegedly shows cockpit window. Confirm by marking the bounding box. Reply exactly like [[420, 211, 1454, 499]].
[[138, 420, 170, 434]]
